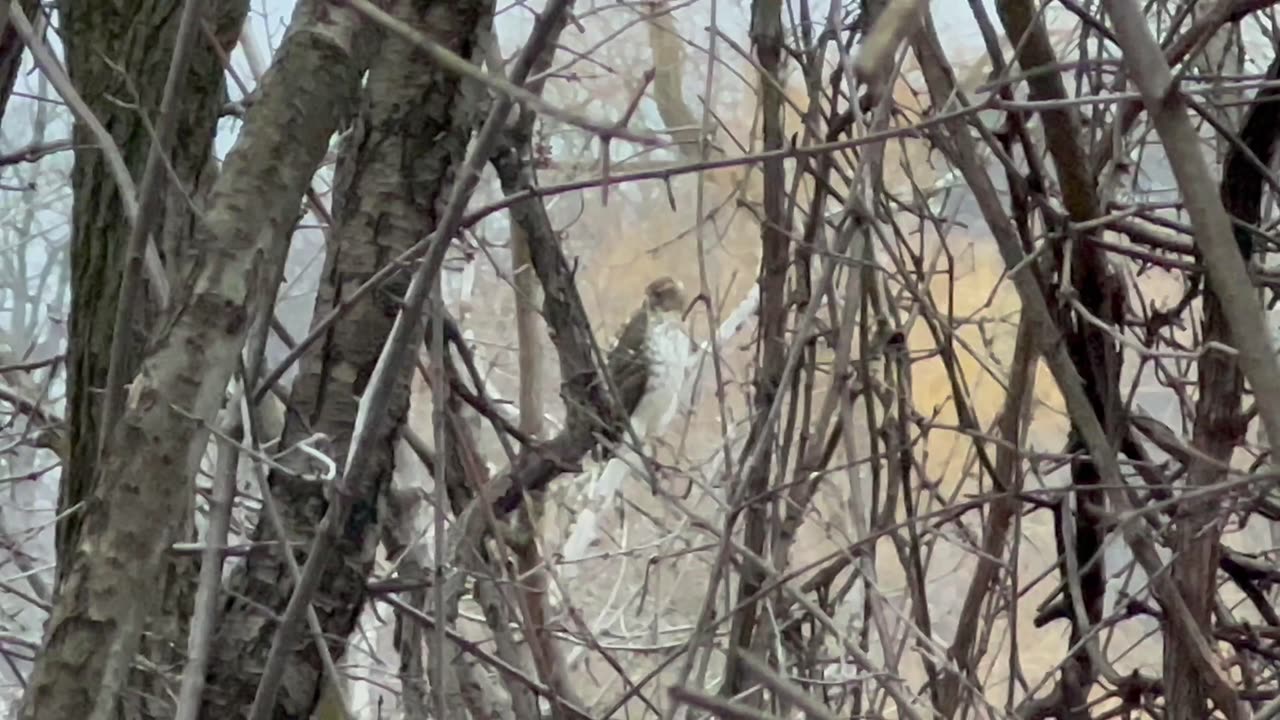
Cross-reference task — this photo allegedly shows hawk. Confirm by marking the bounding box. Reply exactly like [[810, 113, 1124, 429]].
[[561, 277, 694, 570], [608, 276, 693, 438]]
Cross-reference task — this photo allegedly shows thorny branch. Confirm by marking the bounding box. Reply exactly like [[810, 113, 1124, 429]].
[[17, 1, 1280, 719]]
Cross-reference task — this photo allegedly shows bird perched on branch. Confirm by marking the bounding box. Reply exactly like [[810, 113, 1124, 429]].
[[561, 277, 694, 571], [606, 276, 692, 436]]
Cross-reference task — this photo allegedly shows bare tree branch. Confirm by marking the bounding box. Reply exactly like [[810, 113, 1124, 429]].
[[1102, 0, 1280, 474]]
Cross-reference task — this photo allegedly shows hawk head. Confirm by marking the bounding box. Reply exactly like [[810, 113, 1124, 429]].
[[644, 276, 687, 315]]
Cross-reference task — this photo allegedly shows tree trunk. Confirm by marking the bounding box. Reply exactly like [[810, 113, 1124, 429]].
[[201, 2, 495, 716], [20, 1, 367, 717], [56, 0, 247, 587], [54, 3, 247, 718]]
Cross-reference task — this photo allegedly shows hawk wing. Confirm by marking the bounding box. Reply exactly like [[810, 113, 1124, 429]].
[[606, 308, 651, 418]]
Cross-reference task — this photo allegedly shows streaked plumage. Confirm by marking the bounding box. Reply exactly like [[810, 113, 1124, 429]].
[[561, 278, 693, 571]]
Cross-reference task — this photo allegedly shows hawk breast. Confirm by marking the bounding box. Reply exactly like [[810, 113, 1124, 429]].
[[632, 315, 694, 439]]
